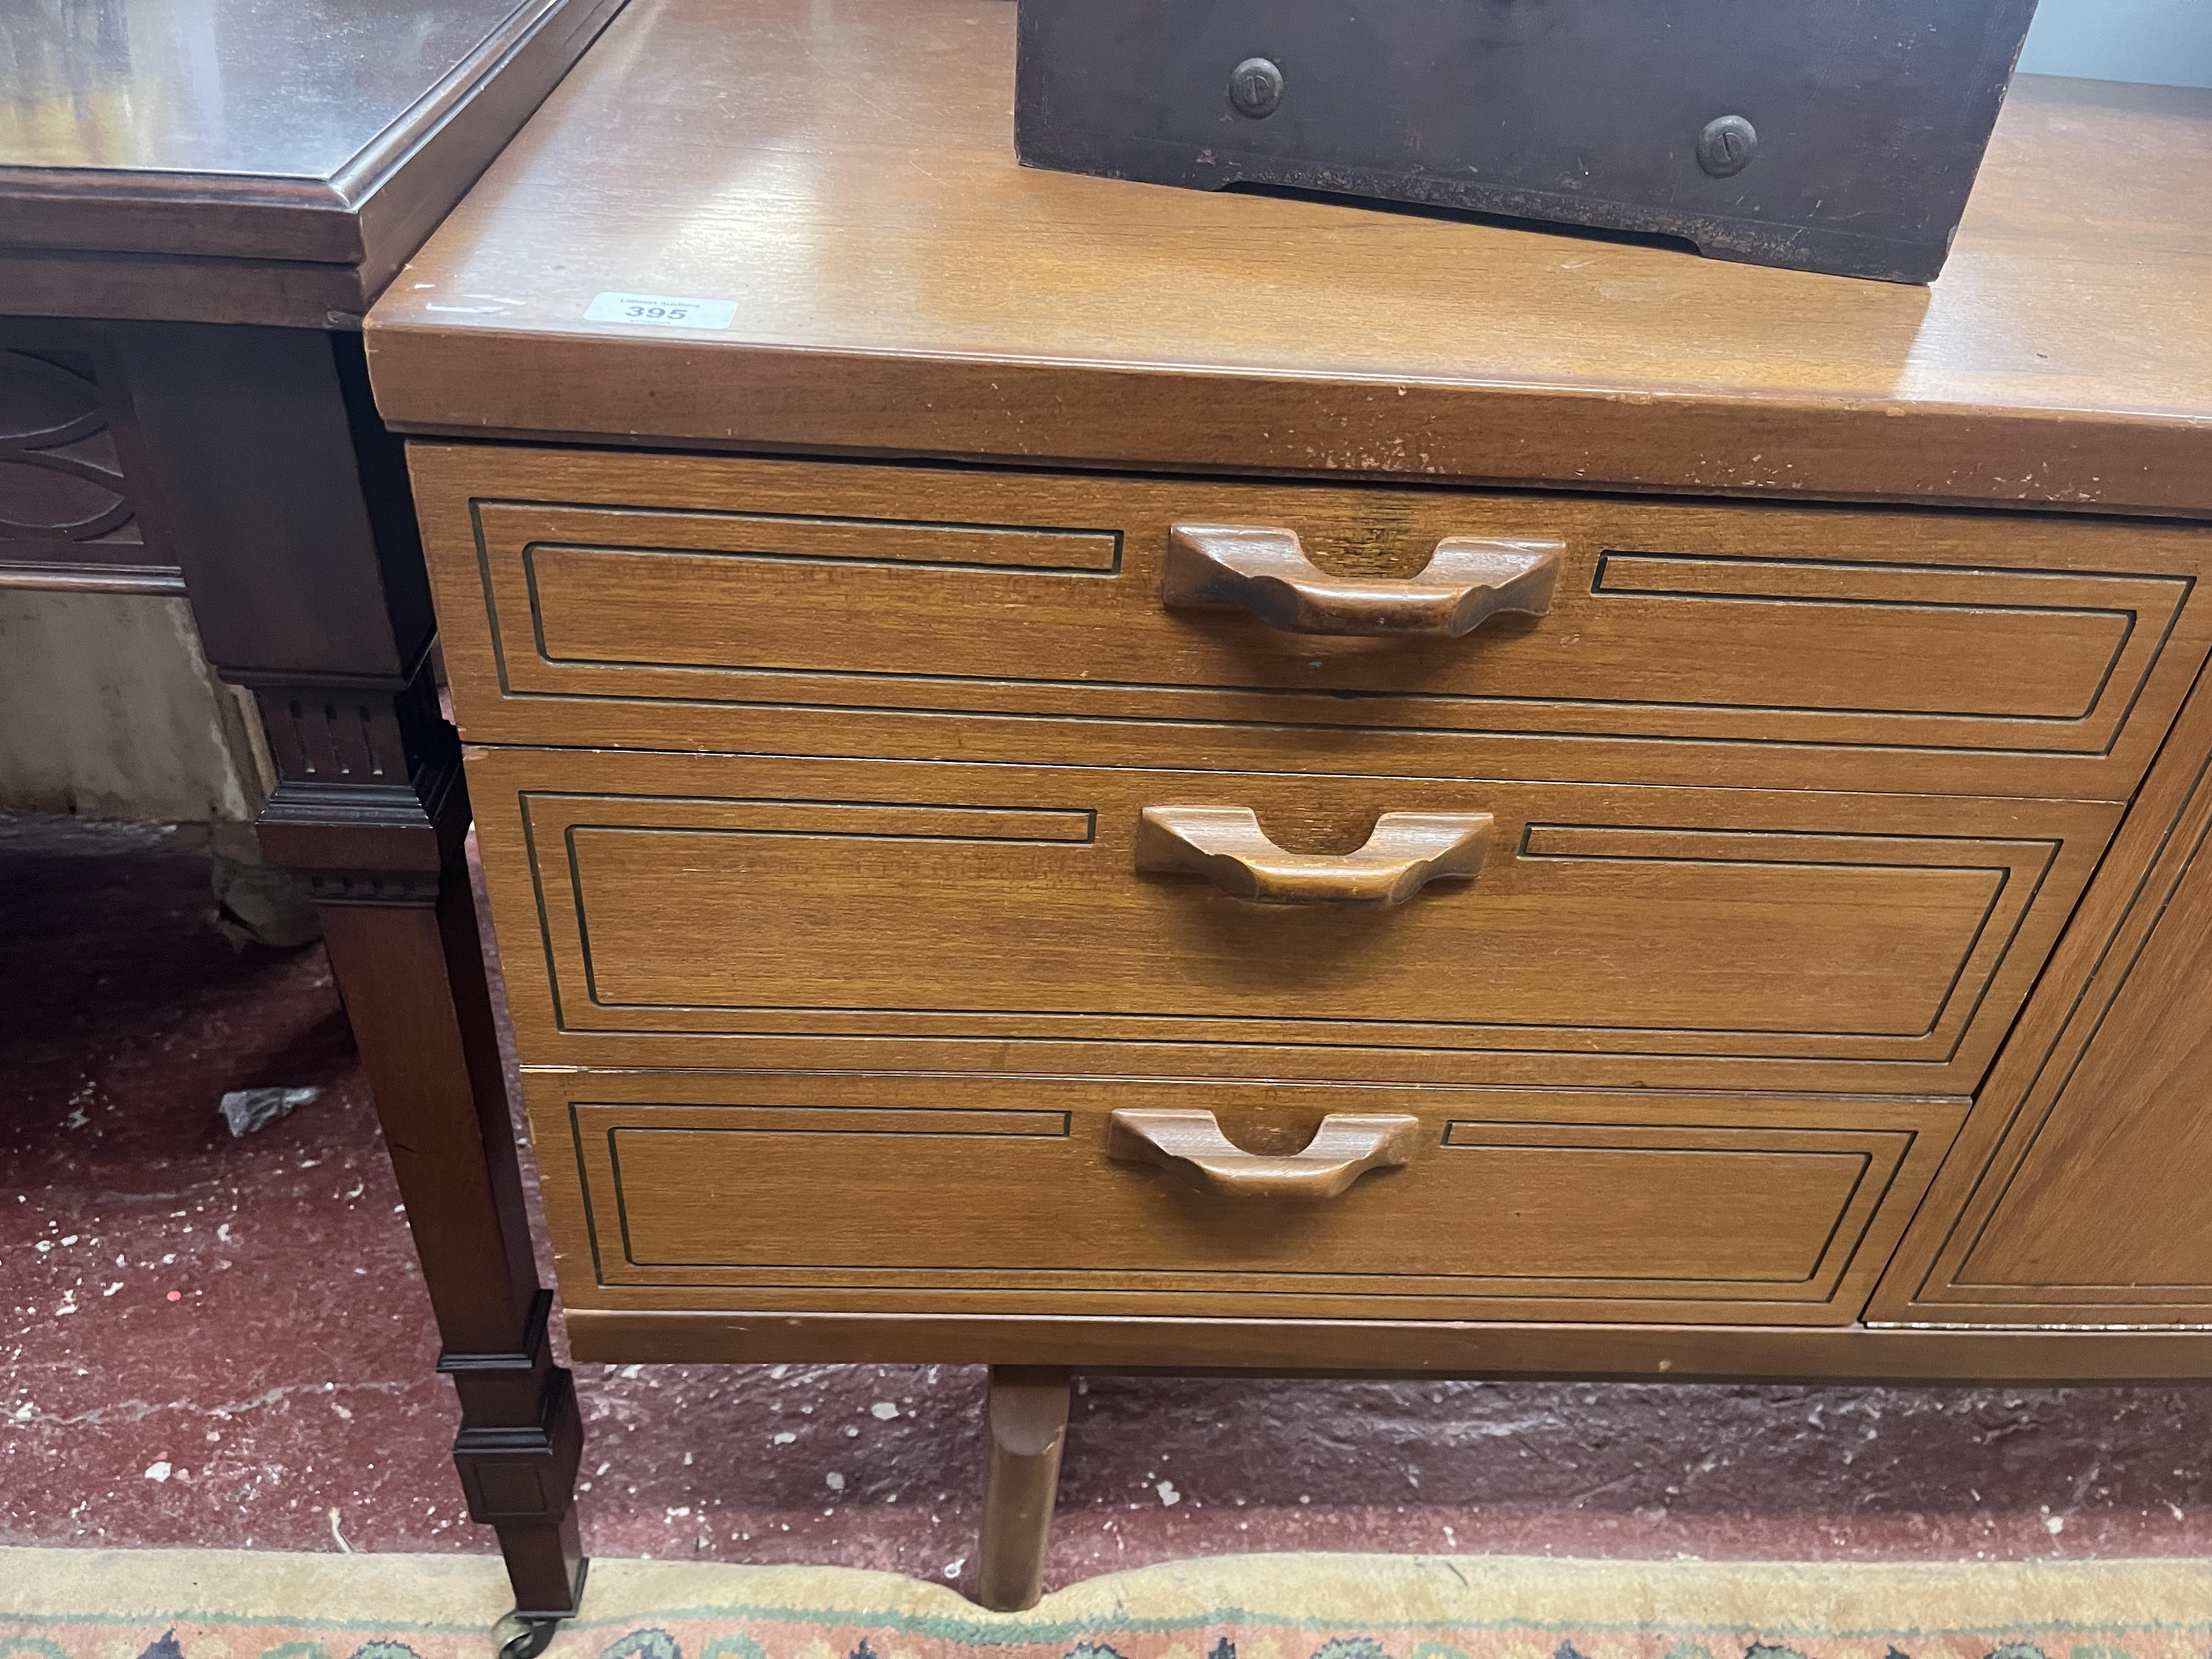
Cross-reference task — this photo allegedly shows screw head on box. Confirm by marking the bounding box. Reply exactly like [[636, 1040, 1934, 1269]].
[[1228, 57, 1284, 119], [1698, 114, 1759, 177]]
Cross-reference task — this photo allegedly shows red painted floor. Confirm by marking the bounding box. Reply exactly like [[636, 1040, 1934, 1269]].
[[4, 811, 2210, 1594]]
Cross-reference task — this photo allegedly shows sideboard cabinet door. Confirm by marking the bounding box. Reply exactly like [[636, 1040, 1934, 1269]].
[[1874, 672, 2212, 1324]]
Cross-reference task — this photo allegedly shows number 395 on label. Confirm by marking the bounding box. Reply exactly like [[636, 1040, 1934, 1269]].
[[583, 292, 740, 329]]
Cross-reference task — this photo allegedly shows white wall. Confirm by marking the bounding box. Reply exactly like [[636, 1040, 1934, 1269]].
[[0, 591, 267, 822], [2019, 0, 2212, 89]]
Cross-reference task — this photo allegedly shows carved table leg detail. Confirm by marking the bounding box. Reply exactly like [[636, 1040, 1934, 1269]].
[[251, 669, 588, 1622], [445, 1294, 589, 1620], [977, 1365, 1073, 1613]]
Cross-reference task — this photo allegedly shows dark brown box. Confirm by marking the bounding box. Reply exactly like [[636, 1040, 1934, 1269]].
[[1014, 0, 2041, 284]]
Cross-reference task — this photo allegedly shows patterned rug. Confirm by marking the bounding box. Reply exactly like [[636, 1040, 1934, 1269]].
[[3, 1549, 2209, 1659]]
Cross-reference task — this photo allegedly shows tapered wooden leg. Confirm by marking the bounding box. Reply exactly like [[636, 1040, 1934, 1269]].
[[977, 1365, 1072, 1612], [256, 673, 587, 1621], [115, 325, 586, 1623]]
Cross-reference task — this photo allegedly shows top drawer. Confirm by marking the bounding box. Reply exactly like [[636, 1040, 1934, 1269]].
[[411, 445, 2212, 799]]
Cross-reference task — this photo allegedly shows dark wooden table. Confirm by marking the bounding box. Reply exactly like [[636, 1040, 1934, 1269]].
[[1, 0, 622, 1624]]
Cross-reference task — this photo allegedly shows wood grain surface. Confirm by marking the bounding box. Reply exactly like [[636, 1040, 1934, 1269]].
[[366, 0, 2212, 1385], [977, 1367, 1070, 1613], [0, 0, 623, 322], [1161, 524, 1564, 639], [464, 744, 2117, 1096], [560, 1307, 2212, 1382], [365, 0, 2212, 514], [521, 1070, 1960, 1329], [411, 444, 2212, 802], [1873, 656, 2212, 1326], [1103, 1108, 1425, 1200], [0, 321, 180, 591], [1131, 808, 1494, 907]]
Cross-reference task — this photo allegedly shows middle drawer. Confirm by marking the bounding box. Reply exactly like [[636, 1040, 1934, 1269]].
[[468, 746, 2117, 1095]]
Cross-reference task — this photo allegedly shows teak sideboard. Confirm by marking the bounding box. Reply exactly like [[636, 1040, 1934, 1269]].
[[363, 0, 2212, 1624]]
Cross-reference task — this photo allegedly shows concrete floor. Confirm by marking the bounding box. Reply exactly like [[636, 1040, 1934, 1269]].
[[4, 811, 2210, 1594]]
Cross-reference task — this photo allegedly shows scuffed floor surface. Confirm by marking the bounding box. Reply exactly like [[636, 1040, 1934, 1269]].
[[3, 811, 2210, 1595]]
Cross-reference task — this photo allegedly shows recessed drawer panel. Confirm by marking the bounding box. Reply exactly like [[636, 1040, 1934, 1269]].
[[526, 1070, 1959, 1327], [468, 745, 2119, 1094], [413, 445, 2212, 799]]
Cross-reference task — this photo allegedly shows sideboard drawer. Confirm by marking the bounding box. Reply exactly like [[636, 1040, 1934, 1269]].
[[468, 744, 2117, 1095], [413, 444, 2212, 799], [524, 1070, 1959, 1327]]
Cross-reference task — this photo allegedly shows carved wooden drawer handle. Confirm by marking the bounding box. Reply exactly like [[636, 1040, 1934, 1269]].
[[1164, 523, 1563, 637], [1108, 1108, 1421, 1200], [1136, 805, 1493, 906]]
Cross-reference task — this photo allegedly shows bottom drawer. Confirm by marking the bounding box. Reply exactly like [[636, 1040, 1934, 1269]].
[[527, 1071, 1961, 1327]]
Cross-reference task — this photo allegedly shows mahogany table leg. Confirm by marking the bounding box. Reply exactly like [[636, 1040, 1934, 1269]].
[[257, 674, 589, 1618], [977, 1365, 1073, 1612], [116, 323, 588, 1622]]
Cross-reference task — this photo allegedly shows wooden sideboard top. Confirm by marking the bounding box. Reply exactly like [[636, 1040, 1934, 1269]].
[[366, 0, 2212, 514], [0, 0, 625, 324]]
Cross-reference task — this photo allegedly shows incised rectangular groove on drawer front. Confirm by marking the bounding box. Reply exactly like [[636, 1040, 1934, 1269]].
[[410, 447, 2212, 796], [467, 746, 2121, 1094], [523, 1072, 1961, 1325]]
